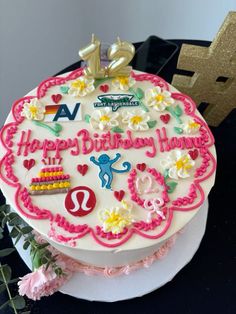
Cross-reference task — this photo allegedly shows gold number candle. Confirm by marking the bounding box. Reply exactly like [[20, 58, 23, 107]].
[[79, 34, 106, 78], [107, 37, 135, 77], [79, 35, 135, 78]]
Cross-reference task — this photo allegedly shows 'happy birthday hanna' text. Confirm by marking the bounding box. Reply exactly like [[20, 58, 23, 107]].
[[16, 128, 205, 159]]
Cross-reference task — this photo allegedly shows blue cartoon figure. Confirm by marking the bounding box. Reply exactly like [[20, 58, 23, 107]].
[[90, 153, 131, 189]]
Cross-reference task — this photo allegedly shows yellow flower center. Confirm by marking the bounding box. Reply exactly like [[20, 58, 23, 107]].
[[106, 212, 124, 227], [175, 156, 192, 171], [29, 105, 38, 118], [188, 122, 200, 129], [118, 77, 129, 85], [100, 115, 110, 122], [155, 94, 164, 102], [71, 80, 87, 90], [130, 115, 143, 124]]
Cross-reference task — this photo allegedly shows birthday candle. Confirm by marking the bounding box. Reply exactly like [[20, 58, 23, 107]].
[[79, 35, 135, 78]]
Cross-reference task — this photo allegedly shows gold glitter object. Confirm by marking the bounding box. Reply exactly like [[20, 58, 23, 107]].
[[172, 11, 236, 126]]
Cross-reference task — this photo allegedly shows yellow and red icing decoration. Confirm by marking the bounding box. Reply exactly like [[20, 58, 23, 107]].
[[29, 158, 71, 195]]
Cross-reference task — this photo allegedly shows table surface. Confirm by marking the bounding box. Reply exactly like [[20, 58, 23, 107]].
[[0, 38, 235, 314]]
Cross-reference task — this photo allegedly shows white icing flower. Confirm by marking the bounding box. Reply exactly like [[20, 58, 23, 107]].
[[122, 108, 150, 131], [68, 76, 95, 97], [145, 86, 174, 111], [98, 202, 133, 234], [21, 98, 45, 121], [181, 120, 201, 134], [90, 108, 119, 131], [160, 150, 195, 179], [112, 76, 136, 91]]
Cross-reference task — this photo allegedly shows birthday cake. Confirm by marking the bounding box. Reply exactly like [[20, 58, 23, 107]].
[[0, 38, 216, 270]]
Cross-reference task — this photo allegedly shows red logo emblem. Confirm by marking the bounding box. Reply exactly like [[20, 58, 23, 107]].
[[65, 186, 96, 217]]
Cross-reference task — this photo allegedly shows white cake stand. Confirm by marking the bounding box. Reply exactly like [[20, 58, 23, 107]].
[[13, 200, 208, 302]]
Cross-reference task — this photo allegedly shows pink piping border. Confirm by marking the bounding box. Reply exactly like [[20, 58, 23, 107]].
[[131, 71, 169, 90]]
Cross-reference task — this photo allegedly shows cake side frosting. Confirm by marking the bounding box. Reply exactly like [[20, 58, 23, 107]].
[[0, 69, 216, 260]]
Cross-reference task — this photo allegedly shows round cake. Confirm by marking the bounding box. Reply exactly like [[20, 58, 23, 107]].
[[0, 68, 216, 267]]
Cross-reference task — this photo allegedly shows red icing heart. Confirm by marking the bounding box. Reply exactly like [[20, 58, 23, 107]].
[[23, 159, 35, 170], [160, 114, 170, 124], [77, 164, 88, 176], [51, 94, 62, 104], [136, 163, 146, 172], [99, 84, 109, 93], [189, 149, 199, 160], [114, 190, 125, 202]]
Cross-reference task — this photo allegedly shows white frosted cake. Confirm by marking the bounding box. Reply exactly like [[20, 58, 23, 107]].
[[0, 67, 216, 268]]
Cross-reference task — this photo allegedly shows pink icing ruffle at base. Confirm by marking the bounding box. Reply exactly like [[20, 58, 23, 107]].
[[17, 230, 182, 300], [17, 232, 181, 301], [35, 231, 181, 278]]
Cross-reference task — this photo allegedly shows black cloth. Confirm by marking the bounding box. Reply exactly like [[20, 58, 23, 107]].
[[0, 39, 235, 314]]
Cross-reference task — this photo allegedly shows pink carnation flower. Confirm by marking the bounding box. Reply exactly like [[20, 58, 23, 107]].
[[18, 265, 70, 301]]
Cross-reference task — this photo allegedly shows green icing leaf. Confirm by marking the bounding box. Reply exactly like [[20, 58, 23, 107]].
[[147, 120, 157, 129], [129, 87, 149, 112], [60, 86, 69, 94], [139, 101, 149, 112], [54, 123, 63, 133], [33, 121, 62, 137], [136, 87, 144, 99], [174, 105, 183, 116], [164, 169, 169, 179], [166, 181, 178, 193], [84, 114, 91, 123], [111, 126, 124, 133], [0, 248, 15, 258], [174, 127, 183, 134], [166, 107, 182, 124], [94, 77, 110, 88]]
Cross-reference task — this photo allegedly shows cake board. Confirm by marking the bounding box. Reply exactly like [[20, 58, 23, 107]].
[[12, 199, 208, 302]]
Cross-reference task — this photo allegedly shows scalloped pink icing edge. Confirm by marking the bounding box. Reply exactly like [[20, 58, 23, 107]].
[[0, 68, 216, 248]]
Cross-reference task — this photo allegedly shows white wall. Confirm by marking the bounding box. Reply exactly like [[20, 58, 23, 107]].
[[1, 0, 236, 125]]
